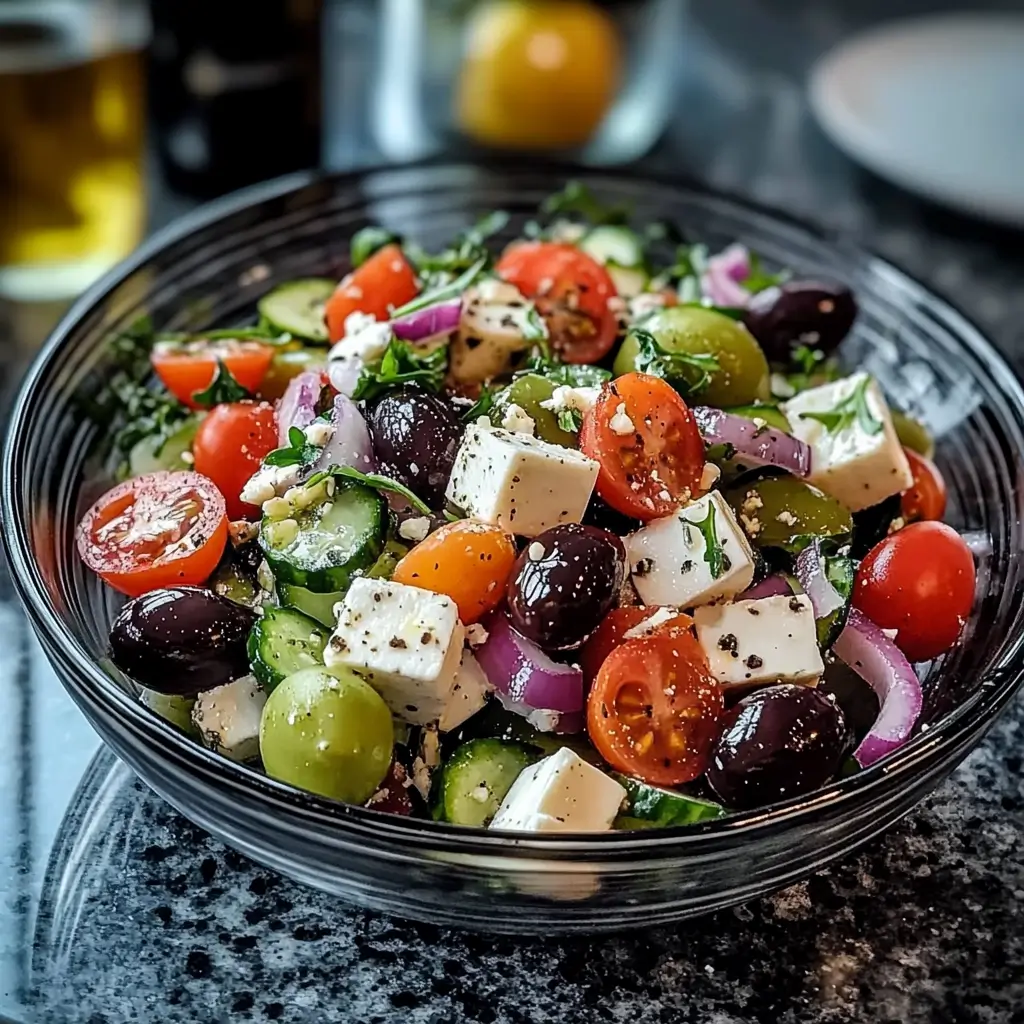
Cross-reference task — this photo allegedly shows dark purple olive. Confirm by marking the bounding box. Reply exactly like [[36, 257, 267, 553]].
[[109, 586, 257, 696], [706, 684, 848, 810], [507, 524, 626, 651], [744, 280, 857, 362], [367, 387, 464, 509]]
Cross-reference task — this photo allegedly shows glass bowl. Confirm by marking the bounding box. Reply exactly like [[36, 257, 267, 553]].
[[4, 164, 1024, 935]]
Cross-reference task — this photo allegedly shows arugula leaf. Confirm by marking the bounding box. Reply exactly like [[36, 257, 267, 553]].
[[409, 212, 508, 280], [263, 425, 323, 468], [682, 501, 726, 579], [556, 407, 584, 433], [319, 465, 433, 515], [518, 354, 611, 389], [541, 181, 630, 226], [191, 361, 252, 407], [799, 376, 882, 436], [461, 387, 497, 423], [744, 251, 789, 294], [351, 226, 401, 268], [791, 343, 824, 376], [351, 338, 448, 402], [630, 327, 720, 397], [522, 302, 548, 342], [391, 257, 487, 319]]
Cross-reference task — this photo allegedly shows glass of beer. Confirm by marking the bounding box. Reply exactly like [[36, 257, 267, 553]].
[[0, 0, 148, 304]]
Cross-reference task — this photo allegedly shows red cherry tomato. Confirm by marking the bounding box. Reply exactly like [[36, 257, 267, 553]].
[[580, 605, 692, 685], [76, 471, 228, 597], [900, 448, 947, 522], [151, 338, 274, 409], [192, 402, 279, 520], [853, 521, 975, 663], [496, 241, 619, 362], [325, 244, 419, 342], [587, 632, 723, 786], [579, 372, 705, 520]]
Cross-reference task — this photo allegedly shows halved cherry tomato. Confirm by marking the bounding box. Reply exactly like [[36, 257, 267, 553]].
[[392, 519, 517, 624], [579, 372, 705, 520], [192, 401, 279, 521], [496, 241, 619, 362], [75, 471, 227, 598], [587, 632, 723, 786], [325, 244, 419, 343], [900, 448, 947, 522], [853, 521, 974, 663], [580, 605, 692, 685], [151, 338, 274, 409]]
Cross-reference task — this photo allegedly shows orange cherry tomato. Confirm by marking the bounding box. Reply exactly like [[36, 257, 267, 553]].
[[325, 244, 419, 343], [151, 338, 274, 409], [192, 401, 279, 521], [392, 520, 518, 624], [853, 521, 974, 663], [496, 241, 619, 363], [580, 605, 692, 685], [900, 448, 947, 522], [579, 372, 705, 521], [587, 632, 723, 786], [75, 471, 228, 597]]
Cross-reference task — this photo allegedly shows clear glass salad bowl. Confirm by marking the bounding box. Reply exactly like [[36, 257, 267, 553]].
[[4, 164, 1024, 934]]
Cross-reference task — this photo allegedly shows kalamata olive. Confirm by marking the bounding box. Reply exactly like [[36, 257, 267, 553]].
[[367, 387, 465, 509], [109, 586, 257, 696], [706, 684, 849, 809], [507, 524, 626, 650], [744, 280, 857, 362]]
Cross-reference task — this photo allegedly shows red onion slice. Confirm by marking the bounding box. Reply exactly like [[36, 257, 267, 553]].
[[475, 612, 584, 715], [795, 541, 845, 621], [694, 406, 812, 477], [314, 393, 376, 473], [276, 370, 322, 445], [391, 299, 462, 343], [738, 575, 792, 601], [833, 608, 923, 768], [327, 358, 363, 398], [701, 244, 752, 308]]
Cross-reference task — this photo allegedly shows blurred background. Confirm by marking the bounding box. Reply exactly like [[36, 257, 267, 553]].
[[1, 0, 1023, 388]]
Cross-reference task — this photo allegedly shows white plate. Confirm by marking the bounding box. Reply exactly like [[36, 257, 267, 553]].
[[809, 13, 1024, 226]]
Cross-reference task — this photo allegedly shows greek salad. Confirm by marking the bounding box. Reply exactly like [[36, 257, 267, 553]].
[[76, 183, 976, 832]]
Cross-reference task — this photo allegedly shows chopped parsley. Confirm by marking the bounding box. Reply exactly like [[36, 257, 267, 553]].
[[799, 376, 882, 435], [351, 338, 448, 402], [519, 353, 611, 389], [263, 425, 323, 468], [743, 252, 789, 294], [682, 502, 725, 580], [556, 408, 584, 433], [522, 302, 548, 342], [408, 212, 508, 283], [791, 343, 825, 376], [541, 180, 630, 226], [191, 361, 251, 407], [630, 327, 720, 397], [461, 387, 497, 423]]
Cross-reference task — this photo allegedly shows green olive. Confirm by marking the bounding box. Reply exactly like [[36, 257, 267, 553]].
[[891, 410, 934, 460], [140, 689, 197, 736], [258, 349, 326, 401], [724, 476, 853, 552], [613, 306, 770, 407], [259, 666, 393, 803], [490, 373, 577, 447]]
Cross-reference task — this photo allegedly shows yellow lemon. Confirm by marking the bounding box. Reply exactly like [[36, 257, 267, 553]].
[[456, 0, 623, 150]]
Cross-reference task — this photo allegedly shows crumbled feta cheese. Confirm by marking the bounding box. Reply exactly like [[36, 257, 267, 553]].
[[465, 623, 489, 647], [501, 403, 536, 435], [699, 463, 721, 491], [239, 463, 302, 507], [609, 403, 635, 435], [303, 420, 335, 447], [770, 372, 796, 399], [398, 516, 432, 543], [776, 509, 798, 526], [328, 313, 392, 364], [739, 513, 761, 537], [540, 385, 601, 417], [527, 542, 546, 561], [741, 491, 764, 514], [622, 606, 680, 640]]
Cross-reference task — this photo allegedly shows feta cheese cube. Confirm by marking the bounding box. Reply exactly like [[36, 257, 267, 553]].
[[489, 747, 626, 833], [438, 649, 492, 732], [693, 594, 824, 689], [449, 282, 537, 383], [191, 675, 267, 762], [446, 423, 599, 537], [782, 373, 913, 512], [324, 578, 465, 726], [624, 492, 756, 608]]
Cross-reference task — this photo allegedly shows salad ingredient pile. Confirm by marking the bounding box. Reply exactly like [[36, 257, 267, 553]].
[[78, 183, 976, 836]]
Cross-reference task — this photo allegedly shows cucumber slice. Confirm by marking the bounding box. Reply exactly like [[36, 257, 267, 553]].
[[247, 606, 329, 690], [260, 477, 386, 593], [365, 537, 411, 581], [257, 279, 335, 343], [277, 583, 343, 627], [580, 225, 644, 268], [436, 738, 537, 826], [614, 774, 724, 827], [607, 263, 649, 300], [724, 403, 792, 433], [127, 414, 202, 477]]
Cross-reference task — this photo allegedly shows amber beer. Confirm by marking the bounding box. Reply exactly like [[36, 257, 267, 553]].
[[0, 2, 147, 301]]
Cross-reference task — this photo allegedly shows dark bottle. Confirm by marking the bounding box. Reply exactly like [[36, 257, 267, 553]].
[[148, 0, 323, 198]]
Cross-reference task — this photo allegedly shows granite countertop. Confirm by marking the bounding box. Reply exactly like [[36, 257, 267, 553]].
[[2, 2, 1024, 1022]]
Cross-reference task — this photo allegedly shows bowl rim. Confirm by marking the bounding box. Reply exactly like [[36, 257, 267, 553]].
[[5, 161, 1024, 857]]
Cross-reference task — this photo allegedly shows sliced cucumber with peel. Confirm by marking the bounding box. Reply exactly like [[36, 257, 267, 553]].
[[614, 774, 724, 828], [435, 738, 537, 827], [579, 225, 644, 268], [257, 278, 335, 343], [127, 414, 202, 478], [277, 583, 343, 627], [247, 605, 329, 690]]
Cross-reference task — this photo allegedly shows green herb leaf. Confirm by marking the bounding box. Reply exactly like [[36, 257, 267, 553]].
[[799, 376, 882, 436], [191, 361, 252, 407], [327, 466, 432, 515], [791, 344, 824, 376], [461, 387, 497, 423], [518, 355, 611, 389], [262, 425, 323, 468], [744, 251, 789, 294], [556, 407, 583, 433], [442, 508, 464, 522], [351, 226, 401, 268], [409, 212, 508, 281], [522, 302, 548, 342], [630, 327, 720, 397], [682, 501, 725, 579], [390, 257, 487, 320], [541, 181, 630, 226], [661, 242, 709, 289], [351, 338, 448, 402]]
